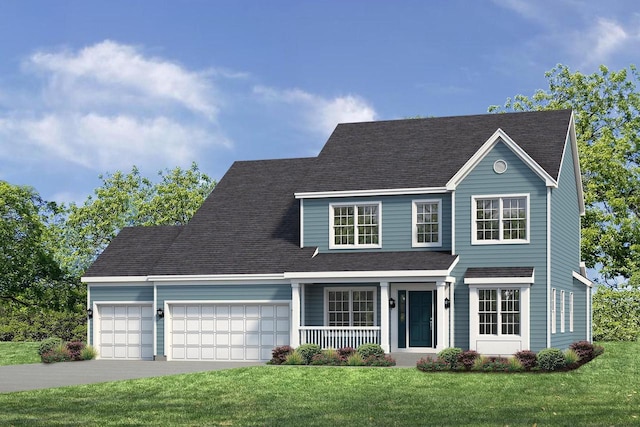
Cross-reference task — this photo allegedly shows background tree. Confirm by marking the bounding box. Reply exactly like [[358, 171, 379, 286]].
[[490, 64, 640, 287], [58, 162, 215, 276], [0, 181, 79, 309]]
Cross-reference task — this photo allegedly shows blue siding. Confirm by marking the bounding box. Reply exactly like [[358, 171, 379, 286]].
[[452, 141, 549, 351], [304, 194, 451, 252], [550, 137, 587, 348], [156, 284, 291, 356]]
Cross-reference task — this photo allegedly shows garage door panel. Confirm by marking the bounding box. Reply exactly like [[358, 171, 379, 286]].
[[98, 304, 153, 360], [169, 303, 290, 361]]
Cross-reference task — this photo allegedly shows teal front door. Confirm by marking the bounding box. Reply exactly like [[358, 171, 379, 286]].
[[408, 291, 433, 347]]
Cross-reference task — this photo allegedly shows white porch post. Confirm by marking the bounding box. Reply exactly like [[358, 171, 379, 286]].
[[380, 282, 390, 353], [436, 281, 449, 351], [291, 282, 301, 348]]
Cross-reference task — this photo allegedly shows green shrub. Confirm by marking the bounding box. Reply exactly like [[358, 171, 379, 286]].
[[507, 357, 524, 372], [42, 343, 72, 363], [437, 347, 462, 368], [356, 343, 384, 359], [472, 356, 511, 372], [514, 350, 537, 370], [80, 345, 98, 360], [296, 344, 321, 364], [416, 356, 449, 371], [38, 337, 64, 357], [283, 350, 305, 365], [345, 352, 365, 366], [564, 349, 580, 367], [593, 288, 640, 341], [0, 307, 86, 342], [311, 348, 343, 366], [365, 355, 396, 366], [536, 348, 566, 371]]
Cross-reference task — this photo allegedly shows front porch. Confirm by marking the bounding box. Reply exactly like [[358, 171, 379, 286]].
[[289, 280, 453, 353]]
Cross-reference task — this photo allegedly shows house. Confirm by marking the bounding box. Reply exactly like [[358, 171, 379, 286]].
[[82, 109, 593, 361]]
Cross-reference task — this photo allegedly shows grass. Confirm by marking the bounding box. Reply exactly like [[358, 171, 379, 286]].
[[0, 342, 638, 426], [0, 342, 40, 366]]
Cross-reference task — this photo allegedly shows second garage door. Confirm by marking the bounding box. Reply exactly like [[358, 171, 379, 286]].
[[168, 303, 290, 361]]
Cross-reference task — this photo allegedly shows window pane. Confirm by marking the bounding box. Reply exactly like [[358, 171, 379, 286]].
[[478, 289, 497, 335], [503, 198, 527, 240], [476, 199, 499, 240], [328, 291, 350, 326], [352, 290, 374, 326], [416, 202, 439, 243], [333, 206, 354, 245], [357, 205, 379, 245], [500, 289, 520, 335]]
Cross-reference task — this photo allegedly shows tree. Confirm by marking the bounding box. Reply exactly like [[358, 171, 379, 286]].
[[58, 162, 215, 276], [0, 181, 78, 308], [490, 64, 640, 287]]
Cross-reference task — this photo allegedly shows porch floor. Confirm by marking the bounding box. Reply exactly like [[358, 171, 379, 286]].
[[389, 352, 436, 368]]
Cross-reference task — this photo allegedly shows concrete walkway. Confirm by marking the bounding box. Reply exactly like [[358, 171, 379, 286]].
[[0, 353, 426, 394]]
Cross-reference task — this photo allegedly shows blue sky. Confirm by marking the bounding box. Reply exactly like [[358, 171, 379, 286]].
[[1, 0, 638, 203]]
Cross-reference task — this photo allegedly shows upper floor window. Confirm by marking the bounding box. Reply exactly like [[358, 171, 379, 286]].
[[412, 199, 442, 247], [329, 203, 381, 249], [472, 194, 529, 244]]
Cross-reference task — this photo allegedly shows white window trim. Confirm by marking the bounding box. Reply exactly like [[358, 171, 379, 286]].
[[324, 287, 377, 326], [329, 202, 382, 249], [561, 290, 566, 333], [569, 292, 574, 332], [471, 193, 530, 245], [468, 283, 530, 354], [412, 199, 442, 248], [551, 288, 557, 334]]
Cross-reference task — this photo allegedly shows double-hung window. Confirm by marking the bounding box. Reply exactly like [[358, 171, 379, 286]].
[[478, 288, 521, 335], [326, 288, 376, 327], [412, 199, 442, 247], [330, 203, 381, 248], [472, 194, 529, 244]]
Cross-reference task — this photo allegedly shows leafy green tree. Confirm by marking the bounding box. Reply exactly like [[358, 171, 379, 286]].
[[490, 64, 640, 286], [58, 162, 215, 276], [0, 181, 78, 308]]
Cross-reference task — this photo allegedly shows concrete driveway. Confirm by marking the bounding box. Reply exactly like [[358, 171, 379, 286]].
[[0, 360, 262, 393]]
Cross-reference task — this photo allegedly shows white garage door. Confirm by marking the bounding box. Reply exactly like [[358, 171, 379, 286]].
[[168, 303, 290, 361], [98, 305, 153, 360]]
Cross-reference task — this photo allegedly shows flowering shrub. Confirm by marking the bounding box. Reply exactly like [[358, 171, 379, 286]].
[[66, 341, 85, 361], [458, 350, 479, 370], [337, 347, 357, 359], [416, 356, 450, 372], [365, 355, 396, 367], [569, 341, 595, 362], [269, 345, 294, 365], [514, 350, 538, 370], [311, 349, 343, 366], [268, 344, 395, 366], [39, 338, 95, 363]]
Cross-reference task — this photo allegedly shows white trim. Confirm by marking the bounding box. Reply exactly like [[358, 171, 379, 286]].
[[451, 191, 456, 254], [389, 282, 440, 353], [86, 287, 91, 345], [551, 288, 557, 334], [567, 112, 586, 215], [547, 187, 552, 347], [412, 199, 443, 248], [82, 276, 148, 283], [295, 187, 449, 199], [446, 128, 558, 190], [92, 301, 154, 360], [471, 193, 530, 245], [150, 274, 287, 283], [285, 271, 456, 281], [572, 271, 593, 288], [291, 283, 301, 348], [153, 283, 158, 358], [464, 275, 534, 285], [380, 282, 390, 352], [561, 290, 566, 333], [569, 291, 574, 333], [329, 202, 382, 249], [300, 198, 304, 248]]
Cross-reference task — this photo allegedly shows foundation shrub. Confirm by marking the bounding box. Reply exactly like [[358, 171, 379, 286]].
[[38, 337, 64, 357], [42, 343, 71, 364], [66, 341, 85, 361], [283, 351, 305, 365], [536, 348, 566, 371], [356, 343, 384, 359], [437, 347, 462, 369], [416, 356, 450, 372], [80, 345, 98, 360], [564, 349, 580, 368], [472, 356, 512, 372], [337, 346, 356, 360], [345, 352, 365, 366], [458, 350, 480, 370], [296, 344, 321, 364], [569, 341, 595, 362], [514, 350, 538, 370], [365, 355, 396, 366], [311, 348, 343, 366], [269, 345, 294, 365]]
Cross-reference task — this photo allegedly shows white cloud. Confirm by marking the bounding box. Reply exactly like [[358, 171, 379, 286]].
[[0, 113, 229, 171], [253, 85, 377, 135], [27, 40, 218, 118], [578, 18, 630, 66]]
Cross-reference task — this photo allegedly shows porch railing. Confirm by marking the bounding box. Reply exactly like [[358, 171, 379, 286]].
[[299, 326, 381, 349]]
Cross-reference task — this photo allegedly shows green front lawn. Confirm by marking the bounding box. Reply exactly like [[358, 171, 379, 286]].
[[0, 342, 638, 426], [0, 342, 40, 366]]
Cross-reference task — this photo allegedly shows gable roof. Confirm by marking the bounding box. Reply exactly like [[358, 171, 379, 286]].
[[298, 109, 572, 193], [83, 109, 575, 279]]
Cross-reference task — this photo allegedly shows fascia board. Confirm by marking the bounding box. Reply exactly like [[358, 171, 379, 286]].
[[148, 273, 287, 283], [284, 270, 455, 280], [572, 271, 593, 288], [294, 187, 449, 199], [81, 276, 148, 283], [446, 128, 558, 190], [464, 276, 534, 285]]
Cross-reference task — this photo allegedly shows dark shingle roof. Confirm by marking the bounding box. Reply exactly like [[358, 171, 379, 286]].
[[84, 226, 185, 277], [299, 109, 572, 192], [465, 267, 534, 278], [85, 110, 572, 278]]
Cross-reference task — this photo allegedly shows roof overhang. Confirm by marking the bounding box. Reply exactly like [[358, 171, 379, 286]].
[[573, 271, 593, 288], [446, 128, 558, 191], [294, 187, 449, 199], [81, 276, 148, 283], [464, 267, 535, 285]]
